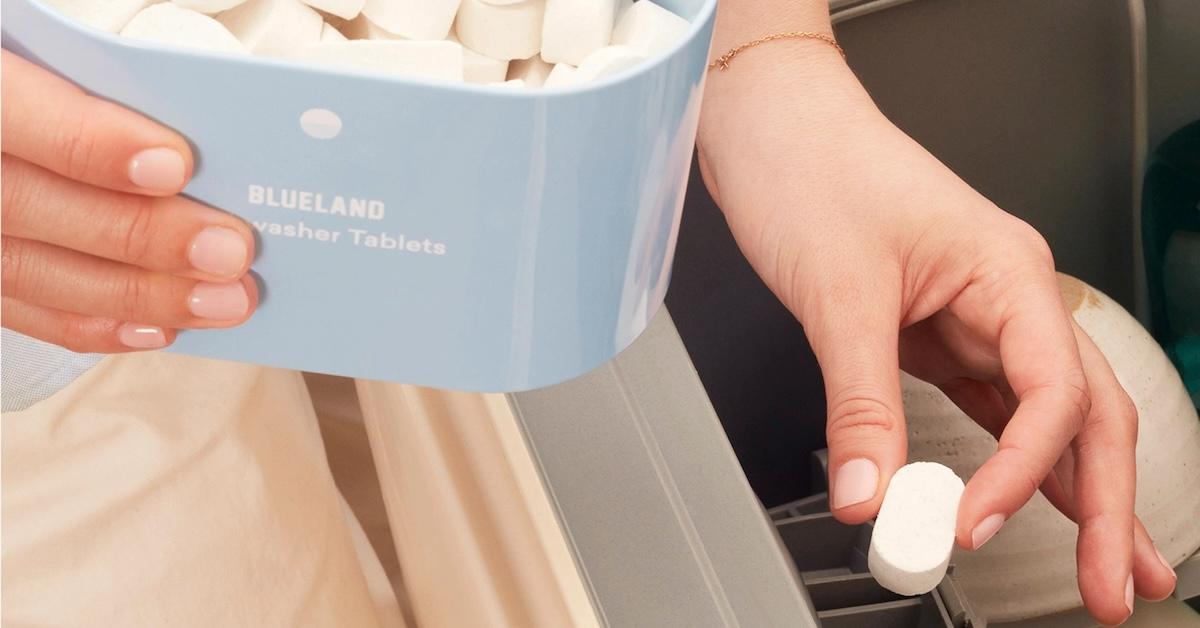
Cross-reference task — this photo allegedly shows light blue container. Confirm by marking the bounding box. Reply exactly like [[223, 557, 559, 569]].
[[1, 0, 716, 392]]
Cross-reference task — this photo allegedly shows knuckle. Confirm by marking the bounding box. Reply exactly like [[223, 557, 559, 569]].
[[0, 238, 21, 287], [114, 200, 158, 267], [0, 238, 37, 297], [51, 103, 102, 182], [1119, 392, 1139, 442], [1012, 220, 1055, 266], [1026, 372, 1091, 432], [827, 394, 899, 440], [1082, 388, 1139, 445], [1104, 388, 1139, 429], [115, 273, 156, 321], [1061, 376, 1092, 428], [1070, 379, 1099, 427], [57, 319, 100, 354], [1116, 390, 1138, 424], [994, 444, 1044, 499], [1075, 509, 1130, 543], [0, 157, 43, 228]]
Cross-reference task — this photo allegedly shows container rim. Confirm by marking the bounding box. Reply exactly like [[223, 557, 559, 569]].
[[19, 0, 718, 98]]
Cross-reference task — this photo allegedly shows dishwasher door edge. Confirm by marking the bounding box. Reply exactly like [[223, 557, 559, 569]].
[[511, 309, 819, 628]]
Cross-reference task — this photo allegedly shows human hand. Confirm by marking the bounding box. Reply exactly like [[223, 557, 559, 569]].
[[2, 51, 257, 352], [697, 44, 1177, 624]]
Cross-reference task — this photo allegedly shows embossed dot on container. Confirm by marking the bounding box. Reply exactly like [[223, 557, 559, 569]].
[[299, 108, 342, 139]]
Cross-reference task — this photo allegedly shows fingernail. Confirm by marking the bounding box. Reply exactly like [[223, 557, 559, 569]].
[[117, 324, 167, 349], [128, 147, 187, 193], [189, 227, 248, 278], [971, 513, 1006, 549], [188, 282, 249, 320], [1124, 574, 1135, 616], [832, 458, 878, 510], [1156, 548, 1177, 581]]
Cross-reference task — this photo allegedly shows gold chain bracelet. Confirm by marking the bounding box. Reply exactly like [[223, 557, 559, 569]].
[[708, 31, 845, 71]]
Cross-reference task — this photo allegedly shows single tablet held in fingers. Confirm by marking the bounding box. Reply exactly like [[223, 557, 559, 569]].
[[868, 462, 965, 596]]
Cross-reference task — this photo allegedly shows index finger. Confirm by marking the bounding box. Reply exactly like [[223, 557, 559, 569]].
[[950, 274, 1089, 549], [1, 50, 193, 196]]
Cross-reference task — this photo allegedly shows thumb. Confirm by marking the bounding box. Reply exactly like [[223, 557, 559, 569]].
[[803, 282, 907, 524]]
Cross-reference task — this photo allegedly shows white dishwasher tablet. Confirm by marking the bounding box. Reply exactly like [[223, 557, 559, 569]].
[[43, 0, 156, 32], [300, 0, 365, 20], [868, 462, 965, 596], [447, 32, 509, 85], [341, 14, 397, 39], [454, 0, 545, 61], [361, 0, 460, 40], [218, 0, 323, 57], [462, 47, 509, 83], [611, 0, 689, 58], [121, 4, 246, 53], [507, 55, 553, 87], [293, 40, 464, 82], [573, 44, 645, 82], [464, 51, 508, 84], [542, 62, 578, 87], [171, 0, 249, 14], [540, 0, 616, 66]]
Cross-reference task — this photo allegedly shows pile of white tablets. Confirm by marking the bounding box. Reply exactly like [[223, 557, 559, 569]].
[[43, 0, 692, 87]]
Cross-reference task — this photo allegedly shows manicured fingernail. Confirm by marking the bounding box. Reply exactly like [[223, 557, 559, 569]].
[[118, 324, 167, 349], [971, 513, 1006, 549], [189, 227, 248, 278], [128, 147, 186, 193], [188, 282, 249, 320], [832, 458, 878, 510], [1124, 574, 1135, 616], [1156, 548, 1176, 581]]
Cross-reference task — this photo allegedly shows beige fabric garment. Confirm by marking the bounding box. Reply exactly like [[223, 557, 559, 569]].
[[307, 372, 416, 627], [2, 352, 401, 628]]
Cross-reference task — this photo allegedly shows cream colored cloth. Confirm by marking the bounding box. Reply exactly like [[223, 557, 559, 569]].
[[2, 352, 402, 628]]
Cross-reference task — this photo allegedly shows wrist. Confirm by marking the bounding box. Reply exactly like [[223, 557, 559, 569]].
[[697, 44, 887, 207], [708, 0, 834, 59], [700, 40, 875, 148]]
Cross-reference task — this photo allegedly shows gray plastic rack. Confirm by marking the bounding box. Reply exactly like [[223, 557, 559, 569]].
[[765, 449, 983, 628]]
